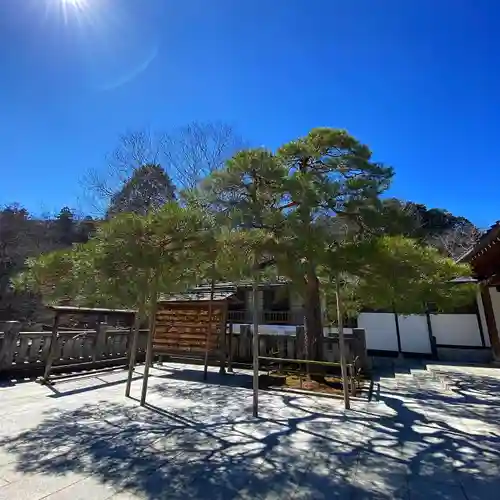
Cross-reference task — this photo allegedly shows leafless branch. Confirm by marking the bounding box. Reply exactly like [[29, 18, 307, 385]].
[[430, 224, 482, 259], [81, 122, 244, 214], [163, 121, 244, 191], [81, 128, 167, 215]]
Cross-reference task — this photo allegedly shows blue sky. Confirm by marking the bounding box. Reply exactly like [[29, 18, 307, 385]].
[[0, 0, 498, 227]]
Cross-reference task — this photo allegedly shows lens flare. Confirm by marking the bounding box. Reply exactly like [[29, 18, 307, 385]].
[[38, 0, 159, 91]]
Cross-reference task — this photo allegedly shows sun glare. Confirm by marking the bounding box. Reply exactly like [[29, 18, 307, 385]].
[[60, 0, 89, 17], [37, 0, 159, 91], [44, 0, 94, 25], [61, 0, 88, 9]]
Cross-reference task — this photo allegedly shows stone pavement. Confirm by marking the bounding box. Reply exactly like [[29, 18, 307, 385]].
[[0, 361, 499, 499]]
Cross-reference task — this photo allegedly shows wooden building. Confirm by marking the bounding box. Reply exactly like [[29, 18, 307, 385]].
[[458, 221, 500, 358], [173, 279, 491, 360]]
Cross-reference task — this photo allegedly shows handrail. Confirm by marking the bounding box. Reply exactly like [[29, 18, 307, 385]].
[[258, 356, 351, 368]]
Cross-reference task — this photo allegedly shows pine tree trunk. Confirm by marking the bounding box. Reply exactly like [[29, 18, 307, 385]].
[[304, 267, 323, 361]]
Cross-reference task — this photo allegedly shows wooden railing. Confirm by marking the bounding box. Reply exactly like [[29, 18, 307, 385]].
[[0, 321, 370, 376], [0, 321, 149, 375], [223, 325, 370, 373]]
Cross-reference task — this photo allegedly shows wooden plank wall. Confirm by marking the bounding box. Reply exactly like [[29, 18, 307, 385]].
[[153, 301, 227, 357]]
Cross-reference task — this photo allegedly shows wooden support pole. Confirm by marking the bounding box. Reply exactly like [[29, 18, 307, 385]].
[[203, 276, 216, 380], [227, 322, 234, 373], [336, 275, 350, 410], [140, 327, 154, 406], [126, 285, 147, 398], [219, 312, 227, 376], [252, 278, 259, 417], [141, 277, 159, 406], [39, 313, 60, 385], [125, 312, 140, 398]]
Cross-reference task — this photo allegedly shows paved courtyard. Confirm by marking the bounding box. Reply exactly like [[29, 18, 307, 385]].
[[0, 361, 499, 499]]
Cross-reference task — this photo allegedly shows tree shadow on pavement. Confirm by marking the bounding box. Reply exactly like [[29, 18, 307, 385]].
[[151, 365, 253, 389], [0, 371, 363, 500], [0, 366, 499, 499]]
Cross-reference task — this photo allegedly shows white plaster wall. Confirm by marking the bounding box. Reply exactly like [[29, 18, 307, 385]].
[[430, 314, 483, 347], [357, 312, 399, 351], [477, 291, 491, 347], [398, 315, 432, 354]]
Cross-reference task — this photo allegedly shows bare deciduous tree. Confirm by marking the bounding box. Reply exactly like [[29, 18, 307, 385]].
[[431, 224, 482, 260], [82, 128, 166, 214], [163, 121, 244, 191], [82, 122, 243, 214]]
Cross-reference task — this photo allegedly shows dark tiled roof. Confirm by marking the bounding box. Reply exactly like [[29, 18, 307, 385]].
[[158, 279, 290, 303]]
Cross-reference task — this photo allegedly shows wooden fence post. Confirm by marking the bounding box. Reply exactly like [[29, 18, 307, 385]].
[[126, 314, 140, 398], [227, 323, 234, 372], [240, 325, 251, 360], [352, 328, 370, 372], [39, 313, 60, 385], [0, 321, 21, 372], [93, 321, 108, 362], [286, 335, 295, 360], [296, 326, 305, 360]]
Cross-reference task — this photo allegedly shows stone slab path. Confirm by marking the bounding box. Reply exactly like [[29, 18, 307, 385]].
[[0, 361, 499, 499]]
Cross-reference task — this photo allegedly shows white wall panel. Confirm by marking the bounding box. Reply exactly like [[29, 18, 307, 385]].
[[399, 315, 432, 354], [357, 313, 399, 351], [430, 314, 483, 347]]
